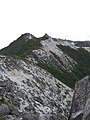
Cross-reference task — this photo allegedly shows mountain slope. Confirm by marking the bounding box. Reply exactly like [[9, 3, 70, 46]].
[[1, 33, 90, 88], [0, 33, 90, 119], [0, 33, 40, 57], [0, 55, 73, 120], [0, 33, 49, 58]]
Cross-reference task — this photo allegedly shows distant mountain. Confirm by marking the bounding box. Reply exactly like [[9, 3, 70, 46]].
[[74, 41, 90, 47], [0, 33, 90, 119]]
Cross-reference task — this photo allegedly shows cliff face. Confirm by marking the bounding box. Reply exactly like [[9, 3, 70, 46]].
[[69, 76, 90, 120]]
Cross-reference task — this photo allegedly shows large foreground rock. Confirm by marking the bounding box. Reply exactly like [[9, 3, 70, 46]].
[[69, 75, 90, 120]]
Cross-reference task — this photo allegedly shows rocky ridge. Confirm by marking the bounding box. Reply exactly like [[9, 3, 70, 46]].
[[0, 33, 90, 119]]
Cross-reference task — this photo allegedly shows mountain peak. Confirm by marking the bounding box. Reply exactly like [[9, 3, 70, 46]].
[[40, 33, 51, 40], [44, 33, 51, 38], [20, 33, 35, 40]]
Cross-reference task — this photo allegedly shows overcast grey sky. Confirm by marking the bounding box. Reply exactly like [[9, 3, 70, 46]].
[[0, 0, 90, 49]]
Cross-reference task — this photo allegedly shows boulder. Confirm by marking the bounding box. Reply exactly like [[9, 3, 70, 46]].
[[0, 104, 10, 115], [0, 87, 6, 98]]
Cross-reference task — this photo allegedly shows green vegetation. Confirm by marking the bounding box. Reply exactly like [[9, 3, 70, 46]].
[[0, 97, 18, 116], [0, 33, 49, 59], [0, 34, 42, 58], [56, 45, 90, 87], [0, 98, 10, 108], [0, 116, 5, 120], [37, 61, 76, 88], [31, 108, 37, 114], [0, 98, 11, 120], [35, 45, 90, 88]]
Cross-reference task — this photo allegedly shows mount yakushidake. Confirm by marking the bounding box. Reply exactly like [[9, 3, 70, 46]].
[[0, 33, 90, 120]]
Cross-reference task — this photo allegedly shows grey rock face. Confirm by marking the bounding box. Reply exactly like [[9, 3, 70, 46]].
[[69, 75, 90, 120], [0, 104, 10, 115], [4, 115, 22, 120], [22, 112, 39, 120], [0, 55, 73, 120], [0, 87, 6, 97]]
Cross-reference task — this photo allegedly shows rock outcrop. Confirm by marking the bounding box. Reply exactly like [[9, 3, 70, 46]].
[[69, 75, 90, 120], [0, 104, 10, 116]]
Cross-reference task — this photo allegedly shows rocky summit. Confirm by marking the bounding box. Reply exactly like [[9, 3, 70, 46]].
[[0, 33, 90, 119]]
